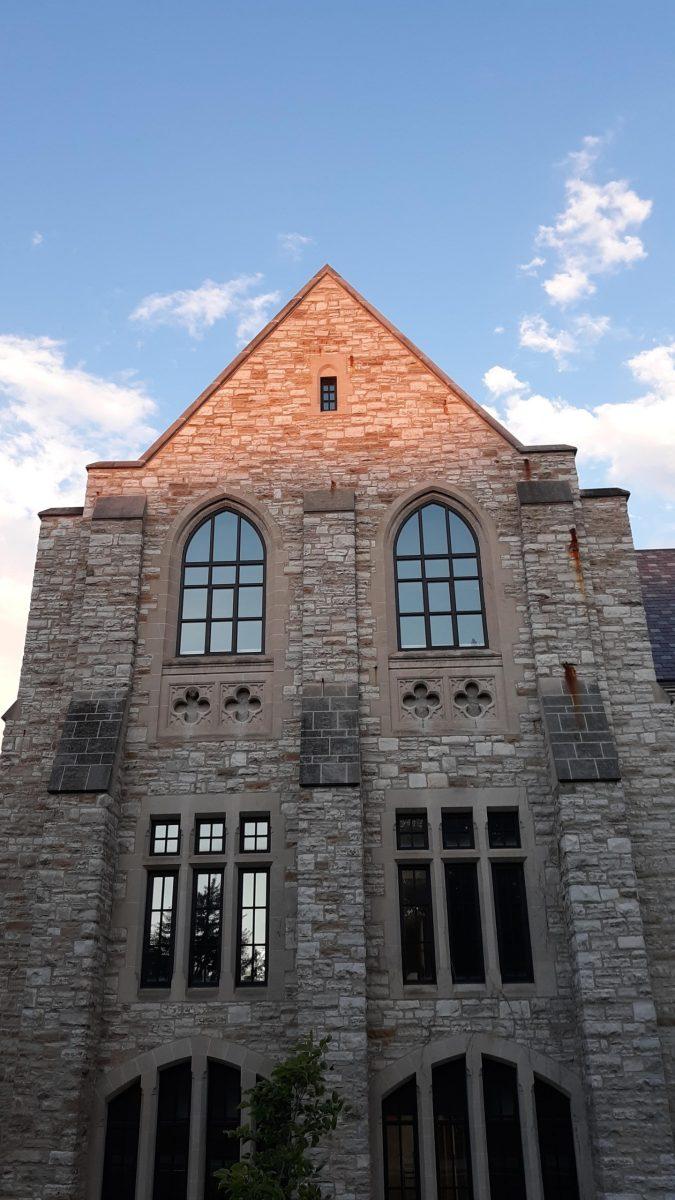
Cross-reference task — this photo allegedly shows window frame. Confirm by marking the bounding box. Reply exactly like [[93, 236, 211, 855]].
[[235, 865, 271, 988], [150, 817, 182, 857], [141, 869, 179, 989], [382, 1076, 422, 1200], [397, 862, 437, 985], [188, 867, 225, 989], [177, 507, 267, 658], [319, 375, 338, 412], [239, 812, 271, 854], [393, 501, 488, 653], [194, 816, 226, 855]]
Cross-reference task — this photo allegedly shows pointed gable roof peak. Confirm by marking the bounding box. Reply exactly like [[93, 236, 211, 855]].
[[88, 265, 575, 468]]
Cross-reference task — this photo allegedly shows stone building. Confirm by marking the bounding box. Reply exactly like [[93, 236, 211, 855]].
[[1, 264, 674, 1200]]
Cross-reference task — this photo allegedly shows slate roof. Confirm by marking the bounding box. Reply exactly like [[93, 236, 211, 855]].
[[637, 549, 675, 686]]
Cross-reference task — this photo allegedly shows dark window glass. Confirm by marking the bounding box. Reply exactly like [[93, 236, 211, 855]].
[[396, 812, 429, 850], [188, 870, 223, 987], [394, 503, 487, 650], [442, 811, 474, 849], [153, 1062, 191, 1200], [433, 1058, 474, 1200], [487, 810, 521, 849], [491, 862, 534, 983], [382, 1078, 421, 1200], [534, 1080, 580, 1200], [237, 868, 269, 986], [196, 818, 225, 854], [320, 376, 338, 411], [482, 1058, 526, 1200], [398, 865, 436, 984], [204, 1062, 241, 1200], [151, 819, 180, 855], [101, 1080, 141, 1200], [141, 872, 178, 987], [444, 862, 485, 984], [179, 510, 265, 656], [240, 814, 271, 853]]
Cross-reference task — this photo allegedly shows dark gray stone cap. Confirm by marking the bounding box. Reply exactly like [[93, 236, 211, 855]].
[[1, 699, 19, 722], [517, 480, 574, 506], [92, 495, 147, 521], [303, 489, 355, 513], [580, 487, 631, 499], [38, 506, 84, 519]]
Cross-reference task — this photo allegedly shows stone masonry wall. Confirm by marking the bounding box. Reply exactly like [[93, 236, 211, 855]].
[[1, 272, 674, 1198]]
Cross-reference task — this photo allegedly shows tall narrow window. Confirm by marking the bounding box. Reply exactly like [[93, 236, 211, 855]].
[[153, 1062, 192, 1200], [179, 509, 265, 656], [491, 862, 534, 983], [237, 868, 269, 986], [204, 1062, 241, 1200], [141, 871, 178, 988], [398, 864, 436, 984], [188, 869, 224, 987], [382, 1078, 421, 1200], [534, 1079, 580, 1200], [482, 1058, 526, 1200], [320, 376, 338, 411], [101, 1080, 141, 1200], [394, 502, 486, 650], [433, 1058, 474, 1200], [444, 862, 485, 984]]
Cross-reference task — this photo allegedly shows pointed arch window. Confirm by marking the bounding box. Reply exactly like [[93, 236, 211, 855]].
[[178, 509, 265, 655], [101, 1080, 141, 1200], [394, 503, 486, 650]]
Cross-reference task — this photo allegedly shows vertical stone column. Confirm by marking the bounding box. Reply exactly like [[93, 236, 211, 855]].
[[0, 495, 146, 1200], [297, 489, 370, 1200], [518, 481, 675, 1197]]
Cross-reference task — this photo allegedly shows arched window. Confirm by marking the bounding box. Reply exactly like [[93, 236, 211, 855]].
[[178, 509, 265, 656], [101, 1079, 141, 1200], [382, 1078, 421, 1200], [394, 502, 486, 650]]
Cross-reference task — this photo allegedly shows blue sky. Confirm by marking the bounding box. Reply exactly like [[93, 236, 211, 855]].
[[1, 0, 674, 712]]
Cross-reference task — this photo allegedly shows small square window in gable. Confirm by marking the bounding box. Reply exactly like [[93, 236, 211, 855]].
[[308, 351, 351, 416]]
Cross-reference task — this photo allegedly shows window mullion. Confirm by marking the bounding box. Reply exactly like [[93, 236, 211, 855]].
[[417, 1063, 436, 1198], [135, 1068, 159, 1200], [520, 1067, 545, 1200], [466, 1049, 491, 1200], [186, 1054, 208, 1200]]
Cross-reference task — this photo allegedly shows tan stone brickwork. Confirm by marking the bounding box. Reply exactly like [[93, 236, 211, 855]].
[[1, 267, 674, 1198]]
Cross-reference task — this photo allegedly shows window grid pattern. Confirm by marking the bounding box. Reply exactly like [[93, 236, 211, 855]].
[[237, 868, 269, 986], [141, 871, 178, 988], [398, 864, 436, 984], [188, 870, 224, 988], [240, 815, 270, 853], [152, 819, 180, 856], [382, 1079, 421, 1200], [396, 812, 429, 850], [178, 509, 265, 656], [394, 502, 487, 650], [320, 376, 338, 411], [196, 818, 225, 854]]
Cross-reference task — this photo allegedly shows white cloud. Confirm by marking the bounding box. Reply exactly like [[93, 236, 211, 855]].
[[483, 344, 675, 501], [494, 326, 505, 335], [31, 231, 43, 247], [0, 336, 157, 722], [534, 138, 652, 307], [518, 312, 610, 367], [483, 365, 528, 397], [518, 256, 545, 276], [278, 232, 314, 260], [130, 275, 281, 342]]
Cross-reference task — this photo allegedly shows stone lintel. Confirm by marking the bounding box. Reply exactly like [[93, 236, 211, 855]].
[[303, 489, 355, 513], [37, 506, 84, 519], [92, 495, 147, 521], [517, 480, 574, 506], [580, 487, 631, 500]]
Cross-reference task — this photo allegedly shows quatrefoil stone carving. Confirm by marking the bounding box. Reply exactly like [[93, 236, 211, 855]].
[[223, 685, 262, 724], [172, 687, 211, 724], [401, 681, 442, 721], [453, 680, 493, 719]]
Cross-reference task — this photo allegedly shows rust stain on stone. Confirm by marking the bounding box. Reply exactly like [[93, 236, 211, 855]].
[[568, 527, 585, 593], [523, 457, 532, 480], [562, 661, 585, 727]]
